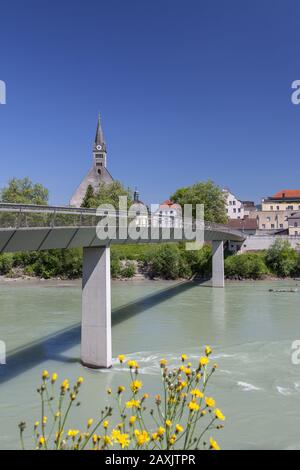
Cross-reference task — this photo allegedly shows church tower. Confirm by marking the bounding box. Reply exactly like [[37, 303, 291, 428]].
[[93, 113, 107, 175], [70, 114, 114, 207]]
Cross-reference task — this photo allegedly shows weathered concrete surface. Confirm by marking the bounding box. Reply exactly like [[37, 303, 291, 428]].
[[81, 246, 112, 368], [212, 240, 224, 288]]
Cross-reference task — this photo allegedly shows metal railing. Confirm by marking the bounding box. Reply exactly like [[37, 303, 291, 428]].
[[0, 203, 244, 238]]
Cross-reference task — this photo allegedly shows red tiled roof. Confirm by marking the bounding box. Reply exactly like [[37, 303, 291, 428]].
[[228, 218, 258, 230], [271, 190, 300, 199]]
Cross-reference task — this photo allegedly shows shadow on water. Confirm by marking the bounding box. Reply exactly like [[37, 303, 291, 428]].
[[0, 279, 206, 383]]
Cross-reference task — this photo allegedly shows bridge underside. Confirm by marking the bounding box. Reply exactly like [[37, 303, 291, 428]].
[[0, 226, 243, 253]]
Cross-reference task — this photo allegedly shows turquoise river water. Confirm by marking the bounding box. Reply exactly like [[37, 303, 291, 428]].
[[0, 278, 300, 449]]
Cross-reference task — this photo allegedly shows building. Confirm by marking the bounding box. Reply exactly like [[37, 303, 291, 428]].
[[228, 218, 258, 235], [287, 212, 300, 235], [130, 188, 149, 227], [249, 210, 291, 231], [223, 189, 244, 219], [70, 114, 113, 207], [262, 190, 300, 212], [153, 200, 182, 227]]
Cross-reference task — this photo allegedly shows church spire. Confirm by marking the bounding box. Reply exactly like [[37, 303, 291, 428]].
[[95, 113, 105, 147]]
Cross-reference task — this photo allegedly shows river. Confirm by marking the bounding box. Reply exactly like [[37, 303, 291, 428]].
[[0, 278, 300, 449]]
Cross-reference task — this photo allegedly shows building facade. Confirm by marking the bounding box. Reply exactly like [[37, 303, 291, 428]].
[[262, 190, 300, 212], [70, 115, 113, 207], [223, 189, 245, 219], [288, 212, 300, 235]]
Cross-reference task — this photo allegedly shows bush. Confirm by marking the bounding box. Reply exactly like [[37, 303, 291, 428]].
[[110, 252, 121, 278], [225, 253, 268, 279], [0, 253, 14, 275], [265, 239, 299, 277], [120, 261, 136, 278], [180, 244, 212, 278], [146, 244, 182, 279]]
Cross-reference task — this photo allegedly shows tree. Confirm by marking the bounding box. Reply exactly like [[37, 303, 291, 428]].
[[170, 180, 227, 223], [81, 184, 95, 208], [265, 239, 298, 277], [81, 181, 133, 209], [1, 177, 49, 205]]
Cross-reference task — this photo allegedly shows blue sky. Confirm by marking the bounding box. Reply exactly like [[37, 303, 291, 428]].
[[1, 0, 300, 205]]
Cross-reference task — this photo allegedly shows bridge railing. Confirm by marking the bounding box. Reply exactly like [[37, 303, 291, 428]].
[[0, 203, 243, 238]]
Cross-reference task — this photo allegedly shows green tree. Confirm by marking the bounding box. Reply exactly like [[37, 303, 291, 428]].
[[170, 180, 227, 223], [265, 239, 298, 277], [81, 185, 95, 208], [81, 181, 133, 209], [1, 177, 49, 205], [224, 253, 268, 279]]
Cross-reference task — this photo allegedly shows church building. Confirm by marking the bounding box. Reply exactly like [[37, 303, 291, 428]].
[[70, 114, 113, 207]]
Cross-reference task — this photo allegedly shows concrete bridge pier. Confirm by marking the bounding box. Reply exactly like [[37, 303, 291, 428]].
[[212, 240, 224, 288], [81, 246, 112, 368]]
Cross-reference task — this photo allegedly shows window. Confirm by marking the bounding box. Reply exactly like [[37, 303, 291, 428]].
[[277, 206, 280, 210], [233, 200, 236, 205], [280, 224, 283, 228], [233, 208, 236, 213], [294, 222, 298, 227], [295, 231, 298, 235], [267, 217, 271, 222], [238, 208, 241, 213], [271, 224, 275, 228], [262, 224, 266, 228], [270, 206, 273, 210]]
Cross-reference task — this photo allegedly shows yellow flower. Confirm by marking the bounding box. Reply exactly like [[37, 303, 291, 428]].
[[61, 379, 70, 391], [179, 365, 185, 371], [157, 426, 165, 436], [184, 367, 192, 376], [126, 399, 140, 409], [103, 420, 109, 429], [107, 388, 112, 395], [160, 359, 168, 367], [209, 437, 221, 450], [130, 380, 142, 393], [214, 408, 225, 421], [188, 401, 200, 412], [151, 432, 159, 441], [39, 436, 45, 446], [116, 432, 130, 449], [51, 372, 58, 383], [165, 419, 172, 427], [34, 421, 39, 429], [92, 434, 98, 444], [103, 435, 112, 446], [134, 429, 150, 446], [42, 370, 49, 380], [205, 346, 212, 356], [117, 423, 123, 429], [205, 397, 216, 408], [129, 416, 136, 425], [199, 356, 209, 367], [128, 360, 139, 369], [55, 411, 60, 419], [191, 389, 204, 398], [68, 429, 79, 438], [87, 419, 94, 428], [111, 429, 121, 440], [118, 385, 125, 394], [169, 434, 176, 445], [70, 393, 76, 401], [118, 354, 126, 363], [42, 416, 47, 425], [175, 424, 184, 433], [77, 377, 84, 385], [181, 354, 187, 362], [196, 373, 202, 381]]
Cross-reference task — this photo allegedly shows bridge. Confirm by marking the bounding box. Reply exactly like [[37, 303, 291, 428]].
[[0, 203, 245, 368]]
